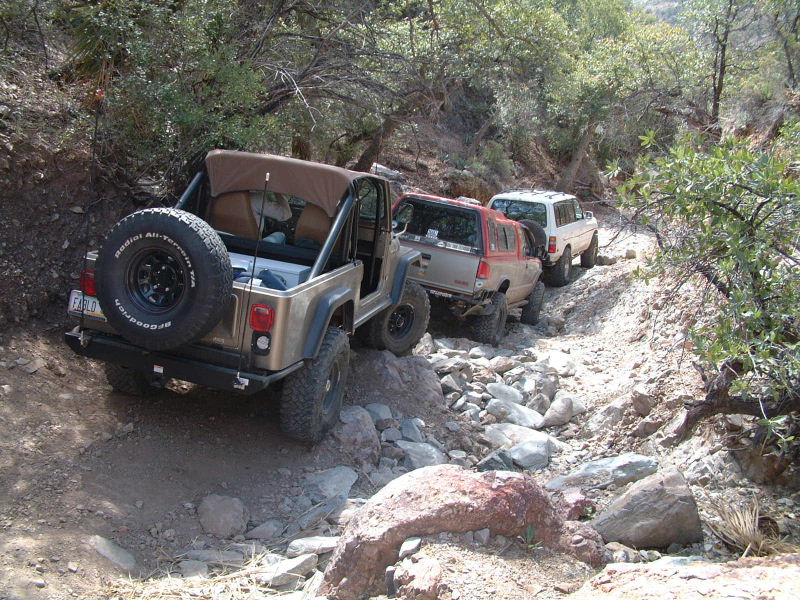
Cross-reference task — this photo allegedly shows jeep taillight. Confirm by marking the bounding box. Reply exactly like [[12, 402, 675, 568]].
[[548, 236, 557, 254], [250, 304, 274, 332], [477, 261, 491, 279], [80, 270, 97, 296]]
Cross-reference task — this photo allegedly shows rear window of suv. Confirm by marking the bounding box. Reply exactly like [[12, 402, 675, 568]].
[[395, 197, 482, 252], [490, 198, 547, 227]]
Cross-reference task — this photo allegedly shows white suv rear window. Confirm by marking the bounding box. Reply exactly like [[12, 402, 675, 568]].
[[490, 198, 547, 227]]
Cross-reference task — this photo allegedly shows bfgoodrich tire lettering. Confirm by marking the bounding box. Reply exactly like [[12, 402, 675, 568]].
[[95, 208, 232, 351], [280, 327, 350, 443]]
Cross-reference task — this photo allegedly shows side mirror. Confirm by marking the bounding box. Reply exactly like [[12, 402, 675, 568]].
[[585, 210, 593, 220]]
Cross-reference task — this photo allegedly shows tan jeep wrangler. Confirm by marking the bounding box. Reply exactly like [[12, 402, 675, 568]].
[[65, 150, 430, 442]]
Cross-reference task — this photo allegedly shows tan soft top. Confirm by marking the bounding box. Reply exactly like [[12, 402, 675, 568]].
[[205, 149, 365, 218]]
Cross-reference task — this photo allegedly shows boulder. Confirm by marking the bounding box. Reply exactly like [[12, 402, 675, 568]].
[[541, 393, 575, 427], [539, 352, 576, 377], [246, 518, 284, 540], [658, 409, 688, 447], [395, 441, 448, 470], [488, 356, 517, 374], [332, 406, 381, 465], [483, 423, 566, 453], [630, 385, 654, 416], [401, 418, 425, 443], [303, 466, 358, 503], [546, 453, 659, 491], [412, 333, 435, 356], [364, 403, 393, 423], [592, 469, 703, 549], [559, 488, 596, 521], [398, 537, 422, 559], [521, 371, 559, 401], [254, 553, 318, 587], [476, 449, 517, 472], [393, 556, 443, 600], [320, 465, 605, 600], [286, 536, 339, 557], [587, 397, 629, 431], [486, 398, 545, 429], [89, 535, 137, 573], [198, 495, 249, 538], [570, 554, 800, 600], [526, 392, 551, 415], [507, 440, 550, 470], [486, 382, 524, 404]]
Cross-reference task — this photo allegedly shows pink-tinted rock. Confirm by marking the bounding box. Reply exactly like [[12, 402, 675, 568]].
[[394, 556, 442, 600], [320, 464, 604, 600], [560, 487, 596, 521]]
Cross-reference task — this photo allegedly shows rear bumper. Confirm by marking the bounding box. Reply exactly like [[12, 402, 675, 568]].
[[64, 328, 303, 395]]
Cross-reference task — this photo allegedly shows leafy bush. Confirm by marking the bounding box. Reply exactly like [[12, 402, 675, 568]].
[[621, 125, 800, 431]]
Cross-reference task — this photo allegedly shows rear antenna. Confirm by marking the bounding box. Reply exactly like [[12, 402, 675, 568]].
[[234, 172, 271, 387], [77, 87, 106, 345]]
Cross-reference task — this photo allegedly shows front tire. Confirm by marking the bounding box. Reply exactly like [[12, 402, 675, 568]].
[[520, 281, 545, 325], [472, 292, 508, 346], [104, 363, 159, 397], [280, 327, 350, 443], [361, 281, 431, 355], [545, 246, 572, 287], [581, 234, 598, 268]]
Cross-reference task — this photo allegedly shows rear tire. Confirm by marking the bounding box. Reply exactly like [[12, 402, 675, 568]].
[[581, 234, 598, 268], [104, 363, 159, 397], [280, 327, 349, 443], [472, 292, 508, 346], [361, 281, 430, 355], [520, 281, 545, 325], [545, 246, 572, 287]]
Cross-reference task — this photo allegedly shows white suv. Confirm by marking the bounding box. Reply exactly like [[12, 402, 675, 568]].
[[487, 190, 598, 286]]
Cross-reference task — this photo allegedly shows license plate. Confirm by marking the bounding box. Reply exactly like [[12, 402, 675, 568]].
[[67, 290, 106, 321]]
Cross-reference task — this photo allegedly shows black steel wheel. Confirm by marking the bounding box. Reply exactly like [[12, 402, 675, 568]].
[[360, 280, 431, 355], [95, 208, 232, 350]]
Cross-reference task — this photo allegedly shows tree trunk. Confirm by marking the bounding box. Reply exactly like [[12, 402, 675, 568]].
[[353, 113, 404, 173], [466, 111, 496, 159], [557, 121, 597, 193]]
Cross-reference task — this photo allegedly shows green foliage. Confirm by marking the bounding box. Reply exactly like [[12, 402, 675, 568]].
[[620, 125, 800, 414]]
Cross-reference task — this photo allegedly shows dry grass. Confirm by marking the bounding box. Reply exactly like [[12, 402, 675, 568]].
[[707, 495, 798, 558], [107, 552, 324, 600]]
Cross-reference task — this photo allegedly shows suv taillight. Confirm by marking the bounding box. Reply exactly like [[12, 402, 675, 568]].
[[250, 304, 274, 332], [477, 261, 491, 279], [80, 270, 97, 296], [548, 236, 557, 254]]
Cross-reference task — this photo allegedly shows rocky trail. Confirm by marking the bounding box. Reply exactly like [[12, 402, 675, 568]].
[[1, 212, 798, 600]]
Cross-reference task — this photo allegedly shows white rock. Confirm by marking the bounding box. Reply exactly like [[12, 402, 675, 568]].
[[303, 466, 358, 503], [486, 398, 545, 429], [89, 536, 136, 573], [507, 440, 550, 470], [540, 394, 574, 428], [364, 403, 393, 422], [254, 553, 318, 587], [179, 560, 208, 578], [486, 382, 524, 404], [245, 518, 284, 540], [198, 495, 250, 538], [482, 423, 566, 453], [395, 441, 448, 469], [185, 549, 244, 564], [286, 536, 339, 557], [399, 536, 422, 559]]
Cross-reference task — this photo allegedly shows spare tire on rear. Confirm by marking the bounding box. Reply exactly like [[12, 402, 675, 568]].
[[95, 208, 232, 351], [520, 219, 547, 250]]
